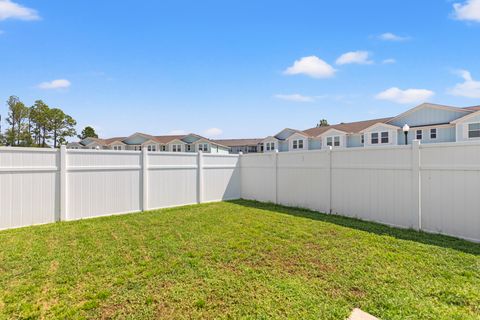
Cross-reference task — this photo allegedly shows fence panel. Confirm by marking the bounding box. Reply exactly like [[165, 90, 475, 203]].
[[147, 152, 198, 209], [330, 146, 417, 229], [202, 154, 240, 202], [240, 153, 276, 202], [277, 151, 330, 213], [420, 143, 480, 242], [0, 148, 59, 230], [67, 150, 142, 220]]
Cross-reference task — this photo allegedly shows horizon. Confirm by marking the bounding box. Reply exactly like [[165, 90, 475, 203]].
[[0, 0, 479, 140]]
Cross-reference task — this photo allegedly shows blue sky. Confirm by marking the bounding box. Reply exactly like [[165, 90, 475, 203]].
[[0, 0, 479, 139]]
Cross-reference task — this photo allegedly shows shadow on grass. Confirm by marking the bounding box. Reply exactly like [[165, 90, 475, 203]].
[[228, 199, 480, 256]]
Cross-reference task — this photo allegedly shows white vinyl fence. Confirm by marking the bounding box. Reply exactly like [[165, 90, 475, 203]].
[[241, 141, 480, 243], [1, 141, 480, 242], [0, 147, 240, 230]]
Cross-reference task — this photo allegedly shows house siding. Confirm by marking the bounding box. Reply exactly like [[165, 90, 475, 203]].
[[347, 134, 363, 148], [389, 107, 470, 127], [456, 113, 480, 142]]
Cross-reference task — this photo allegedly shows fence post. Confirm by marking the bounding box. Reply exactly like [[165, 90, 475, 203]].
[[412, 140, 421, 230], [59, 145, 68, 221], [326, 146, 333, 214], [142, 148, 149, 212], [274, 149, 279, 204], [238, 152, 243, 199], [197, 151, 203, 204]]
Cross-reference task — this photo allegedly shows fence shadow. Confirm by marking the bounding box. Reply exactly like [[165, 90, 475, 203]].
[[227, 199, 480, 256]]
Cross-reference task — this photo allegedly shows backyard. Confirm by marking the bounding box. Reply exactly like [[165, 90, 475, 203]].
[[0, 200, 479, 319]]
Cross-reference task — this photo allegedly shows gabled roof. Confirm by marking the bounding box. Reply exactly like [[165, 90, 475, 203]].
[[386, 103, 472, 125], [451, 110, 480, 124], [213, 138, 263, 147], [273, 128, 311, 140], [152, 135, 185, 144], [104, 137, 127, 145], [80, 137, 107, 146], [303, 117, 394, 137], [359, 122, 400, 133], [261, 136, 279, 142]]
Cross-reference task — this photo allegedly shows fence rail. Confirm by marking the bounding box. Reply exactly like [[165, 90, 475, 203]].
[[1, 141, 480, 243]]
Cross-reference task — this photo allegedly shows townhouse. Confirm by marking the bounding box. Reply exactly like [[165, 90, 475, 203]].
[[67, 132, 230, 154], [212, 138, 263, 154], [261, 103, 480, 152]]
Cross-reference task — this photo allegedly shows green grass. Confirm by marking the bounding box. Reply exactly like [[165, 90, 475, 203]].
[[0, 200, 479, 319]]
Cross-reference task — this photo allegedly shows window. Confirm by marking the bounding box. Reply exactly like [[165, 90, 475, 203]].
[[292, 139, 304, 150], [172, 144, 182, 152], [265, 142, 275, 151], [160, 145, 166, 151], [147, 145, 156, 152], [371, 132, 379, 144], [430, 128, 437, 139], [334, 136, 340, 147], [326, 136, 340, 147], [198, 143, 208, 152], [113, 145, 122, 151], [468, 123, 480, 138], [416, 129, 423, 140], [361, 134, 364, 144], [134, 145, 141, 151], [186, 144, 192, 152], [381, 131, 389, 144]]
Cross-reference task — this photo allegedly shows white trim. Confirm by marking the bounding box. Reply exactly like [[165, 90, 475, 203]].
[[318, 128, 348, 137]]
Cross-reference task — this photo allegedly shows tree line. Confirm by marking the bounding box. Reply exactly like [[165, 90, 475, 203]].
[[0, 95, 96, 148]]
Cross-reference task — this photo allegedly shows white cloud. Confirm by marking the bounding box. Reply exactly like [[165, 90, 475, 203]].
[[375, 87, 435, 104], [378, 33, 410, 41], [448, 70, 480, 98], [274, 94, 314, 102], [168, 129, 187, 135], [453, 0, 480, 22], [336, 51, 373, 65], [203, 127, 223, 137], [37, 79, 71, 90], [382, 58, 396, 64], [284, 56, 336, 78], [0, 0, 39, 21]]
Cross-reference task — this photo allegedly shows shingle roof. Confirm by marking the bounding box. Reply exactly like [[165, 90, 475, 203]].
[[152, 135, 186, 144], [463, 105, 480, 111], [213, 138, 263, 147], [302, 117, 394, 137]]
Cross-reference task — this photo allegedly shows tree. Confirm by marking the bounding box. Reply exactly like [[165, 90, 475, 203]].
[[29, 100, 52, 147], [48, 108, 77, 148], [5, 96, 29, 146], [316, 119, 329, 128], [78, 126, 98, 140]]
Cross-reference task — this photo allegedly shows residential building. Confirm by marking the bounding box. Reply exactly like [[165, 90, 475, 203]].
[[262, 103, 480, 152], [213, 138, 263, 154], [67, 132, 230, 153]]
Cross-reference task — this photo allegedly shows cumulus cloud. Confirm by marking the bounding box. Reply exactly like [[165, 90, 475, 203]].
[[284, 56, 336, 78], [448, 70, 480, 98], [37, 79, 71, 90], [378, 32, 410, 41], [382, 58, 396, 64], [336, 51, 373, 65], [375, 87, 435, 104], [274, 94, 314, 102], [203, 127, 223, 137], [453, 0, 480, 22], [0, 0, 40, 21], [168, 129, 187, 135]]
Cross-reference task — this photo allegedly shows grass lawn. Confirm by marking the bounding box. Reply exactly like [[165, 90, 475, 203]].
[[0, 200, 479, 319]]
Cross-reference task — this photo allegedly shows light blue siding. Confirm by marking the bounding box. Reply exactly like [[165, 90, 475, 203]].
[[278, 141, 289, 152], [396, 127, 456, 145], [389, 106, 469, 127], [347, 134, 363, 148], [309, 138, 322, 150], [182, 135, 201, 143], [123, 135, 149, 145], [456, 113, 480, 142]]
